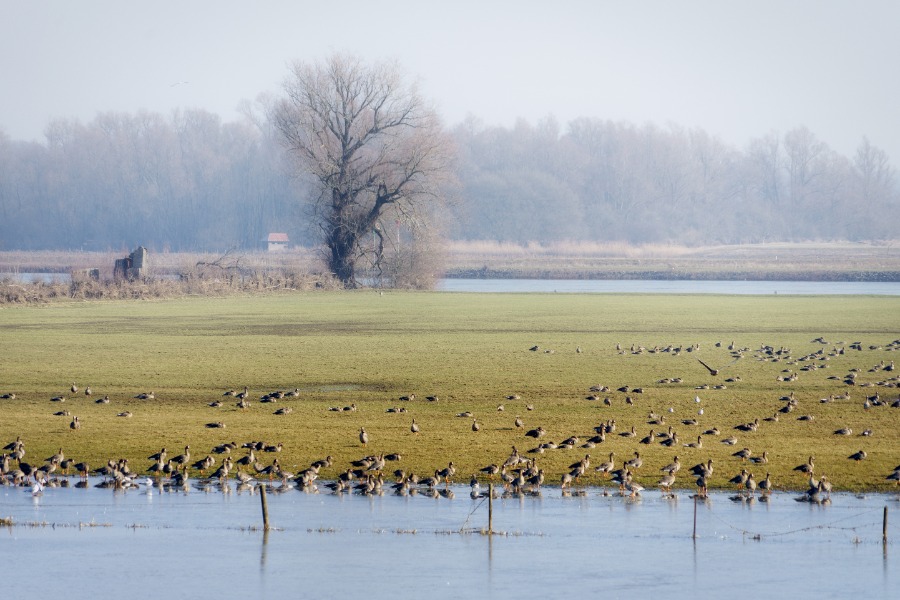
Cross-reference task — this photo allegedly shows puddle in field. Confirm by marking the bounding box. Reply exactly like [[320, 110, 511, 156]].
[[2, 478, 897, 598]]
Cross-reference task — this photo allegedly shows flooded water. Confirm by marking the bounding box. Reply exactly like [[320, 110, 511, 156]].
[[439, 278, 900, 295], [2, 480, 896, 598]]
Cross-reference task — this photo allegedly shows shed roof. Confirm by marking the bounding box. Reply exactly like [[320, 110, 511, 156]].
[[267, 233, 289, 243]]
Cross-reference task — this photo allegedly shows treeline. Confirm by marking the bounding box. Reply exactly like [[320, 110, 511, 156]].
[[0, 110, 304, 252], [1, 111, 897, 252], [449, 116, 899, 244]]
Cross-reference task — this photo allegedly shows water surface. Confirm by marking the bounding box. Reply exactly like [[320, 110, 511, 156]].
[[439, 278, 900, 295], [3, 481, 895, 599]]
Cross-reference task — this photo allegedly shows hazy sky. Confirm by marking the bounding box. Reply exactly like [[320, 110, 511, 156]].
[[2, 1, 898, 162]]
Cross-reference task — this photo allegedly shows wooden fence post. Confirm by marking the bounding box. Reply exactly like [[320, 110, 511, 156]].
[[488, 483, 494, 535], [259, 484, 270, 531]]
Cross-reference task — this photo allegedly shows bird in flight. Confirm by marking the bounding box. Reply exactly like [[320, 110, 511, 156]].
[[697, 359, 719, 376]]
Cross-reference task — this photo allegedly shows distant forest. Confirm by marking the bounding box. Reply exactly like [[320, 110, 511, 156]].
[[1, 110, 897, 251]]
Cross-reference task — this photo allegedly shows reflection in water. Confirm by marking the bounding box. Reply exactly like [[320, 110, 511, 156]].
[[261, 529, 269, 572]]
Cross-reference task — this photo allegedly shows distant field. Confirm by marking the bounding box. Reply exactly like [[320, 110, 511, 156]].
[[1, 292, 898, 493], [444, 240, 900, 281]]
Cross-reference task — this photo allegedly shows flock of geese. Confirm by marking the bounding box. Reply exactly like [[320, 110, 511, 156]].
[[2, 337, 899, 502]]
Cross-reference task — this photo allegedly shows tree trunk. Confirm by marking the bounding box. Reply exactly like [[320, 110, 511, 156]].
[[327, 223, 359, 287]]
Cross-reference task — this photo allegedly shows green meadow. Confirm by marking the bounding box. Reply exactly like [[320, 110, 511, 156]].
[[1, 291, 898, 492]]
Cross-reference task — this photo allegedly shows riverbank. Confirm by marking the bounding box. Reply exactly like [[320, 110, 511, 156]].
[[443, 241, 900, 281], [2, 242, 899, 287]]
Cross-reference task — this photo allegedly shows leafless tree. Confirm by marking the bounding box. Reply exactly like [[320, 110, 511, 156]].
[[270, 53, 454, 287]]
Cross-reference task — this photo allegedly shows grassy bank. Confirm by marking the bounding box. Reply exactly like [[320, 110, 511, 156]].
[[1, 292, 898, 493]]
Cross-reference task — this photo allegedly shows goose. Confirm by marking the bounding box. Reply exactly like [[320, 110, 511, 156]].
[[848, 449, 867, 461], [527, 469, 545, 490], [619, 426, 637, 438], [661, 456, 681, 475], [758, 472, 773, 494], [410, 419, 419, 435], [74, 461, 90, 480], [95, 395, 110, 404], [624, 472, 644, 497], [170, 446, 191, 466], [437, 462, 456, 484], [729, 469, 749, 488], [69, 416, 80, 430], [793, 456, 815, 475], [471, 418, 481, 432], [744, 472, 757, 495], [750, 451, 769, 465], [834, 427, 853, 436], [624, 452, 643, 470], [661, 432, 679, 447], [134, 391, 155, 400], [480, 464, 500, 478], [885, 470, 900, 486], [684, 436, 703, 449], [191, 455, 215, 474], [45, 448, 64, 466], [690, 459, 714, 478], [233, 469, 253, 484], [595, 452, 615, 475], [570, 454, 591, 472], [524, 426, 546, 439], [70, 382, 78, 394], [147, 459, 166, 477], [419, 470, 442, 489], [732, 447, 752, 461], [148, 448, 167, 462], [58, 457, 74, 475], [359, 428, 369, 446], [658, 473, 676, 493], [502, 447, 522, 468], [514, 416, 524, 429]]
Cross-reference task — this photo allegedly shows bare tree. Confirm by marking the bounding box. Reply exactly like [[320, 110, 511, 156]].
[[270, 53, 453, 287]]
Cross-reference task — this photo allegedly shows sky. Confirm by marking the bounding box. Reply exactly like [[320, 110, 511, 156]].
[[2, 1, 898, 163]]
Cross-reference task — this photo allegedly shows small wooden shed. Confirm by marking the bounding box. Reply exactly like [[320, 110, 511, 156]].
[[266, 233, 289, 252]]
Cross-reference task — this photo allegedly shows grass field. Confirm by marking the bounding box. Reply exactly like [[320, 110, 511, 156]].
[[1, 291, 899, 493]]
